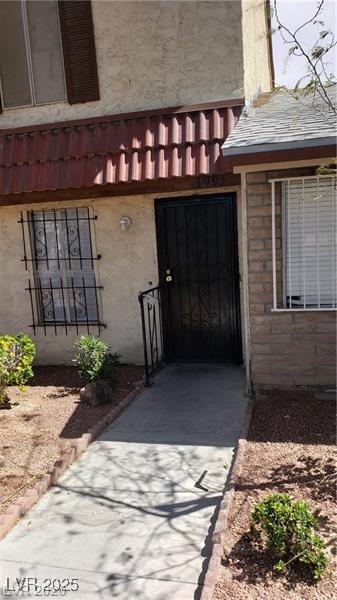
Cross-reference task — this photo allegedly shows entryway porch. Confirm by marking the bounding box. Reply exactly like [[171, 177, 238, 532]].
[[139, 193, 243, 386], [0, 363, 247, 600]]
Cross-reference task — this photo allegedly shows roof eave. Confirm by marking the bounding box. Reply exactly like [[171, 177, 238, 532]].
[[222, 135, 337, 157], [0, 97, 245, 136], [222, 143, 336, 171]]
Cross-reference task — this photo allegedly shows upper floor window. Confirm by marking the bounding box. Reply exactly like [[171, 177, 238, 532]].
[[0, 1, 66, 108], [0, 0, 99, 111]]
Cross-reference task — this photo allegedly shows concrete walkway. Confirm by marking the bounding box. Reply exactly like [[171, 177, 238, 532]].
[[0, 365, 247, 600]]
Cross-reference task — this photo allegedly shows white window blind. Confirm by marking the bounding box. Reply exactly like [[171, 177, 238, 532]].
[[30, 208, 98, 324], [282, 176, 337, 309]]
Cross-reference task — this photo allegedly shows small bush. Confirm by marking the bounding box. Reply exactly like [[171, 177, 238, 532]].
[[0, 333, 36, 404], [98, 351, 121, 387], [251, 493, 328, 580], [73, 335, 120, 387]]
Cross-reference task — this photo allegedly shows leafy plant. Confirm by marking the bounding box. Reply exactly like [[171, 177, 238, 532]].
[[98, 351, 121, 388], [0, 333, 36, 405], [251, 493, 328, 580], [0, 343, 20, 406], [73, 335, 120, 387]]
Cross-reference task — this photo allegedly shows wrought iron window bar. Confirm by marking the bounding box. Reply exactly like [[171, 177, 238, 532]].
[[19, 207, 105, 334], [26, 277, 105, 335], [18, 209, 101, 270]]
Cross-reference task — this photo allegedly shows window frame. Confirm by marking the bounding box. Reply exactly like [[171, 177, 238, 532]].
[[270, 174, 337, 312], [0, 0, 99, 113], [20, 206, 104, 335], [0, 0, 67, 111]]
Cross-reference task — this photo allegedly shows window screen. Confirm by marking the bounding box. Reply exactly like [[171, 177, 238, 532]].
[[26, 1, 66, 104], [283, 176, 337, 309], [0, 1, 32, 108], [0, 0, 66, 108]]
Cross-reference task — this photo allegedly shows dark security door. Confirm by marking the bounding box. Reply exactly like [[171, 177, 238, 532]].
[[155, 194, 242, 363]]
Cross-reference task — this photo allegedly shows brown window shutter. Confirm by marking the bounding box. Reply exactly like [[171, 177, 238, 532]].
[[58, 0, 99, 104]]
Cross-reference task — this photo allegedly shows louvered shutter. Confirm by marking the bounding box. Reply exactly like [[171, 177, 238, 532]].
[[58, 0, 99, 104], [283, 176, 337, 308]]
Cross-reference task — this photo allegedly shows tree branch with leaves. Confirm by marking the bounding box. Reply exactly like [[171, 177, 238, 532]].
[[269, 0, 336, 114]]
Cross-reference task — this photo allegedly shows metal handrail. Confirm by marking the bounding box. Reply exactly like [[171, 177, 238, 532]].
[[138, 285, 164, 386]]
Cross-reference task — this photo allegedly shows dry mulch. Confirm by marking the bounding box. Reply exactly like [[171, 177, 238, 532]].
[[213, 390, 336, 600], [0, 365, 143, 516]]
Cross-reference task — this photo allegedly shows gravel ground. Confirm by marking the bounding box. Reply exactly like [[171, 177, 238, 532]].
[[213, 390, 336, 600], [0, 365, 143, 515]]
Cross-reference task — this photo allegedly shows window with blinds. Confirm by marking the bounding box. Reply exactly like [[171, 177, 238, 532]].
[[282, 176, 337, 309], [0, 1, 99, 112], [20, 207, 104, 334], [0, 0, 66, 109]]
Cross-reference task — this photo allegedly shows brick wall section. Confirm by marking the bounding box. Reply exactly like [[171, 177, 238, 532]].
[[247, 169, 336, 390]]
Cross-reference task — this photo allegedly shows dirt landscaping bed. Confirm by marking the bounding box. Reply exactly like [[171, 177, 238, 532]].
[[0, 365, 143, 516], [213, 390, 336, 600]]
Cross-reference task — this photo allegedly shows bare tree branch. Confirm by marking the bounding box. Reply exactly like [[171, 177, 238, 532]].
[[293, 0, 324, 37], [272, 0, 337, 115]]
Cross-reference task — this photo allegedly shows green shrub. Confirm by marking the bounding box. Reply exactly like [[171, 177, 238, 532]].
[[251, 493, 328, 580], [98, 351, 121, 387], [0, 333, 36, 404], [73, 335, 120, 386]]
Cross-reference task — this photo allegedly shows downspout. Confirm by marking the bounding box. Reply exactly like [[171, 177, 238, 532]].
[[241, 171, 253, 395]]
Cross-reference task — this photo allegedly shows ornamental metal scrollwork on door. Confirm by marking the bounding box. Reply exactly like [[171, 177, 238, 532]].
[[155, 194, 242, 364]]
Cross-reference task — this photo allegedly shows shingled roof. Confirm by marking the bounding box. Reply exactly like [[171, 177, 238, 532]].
[[222, 86, 337, 156]]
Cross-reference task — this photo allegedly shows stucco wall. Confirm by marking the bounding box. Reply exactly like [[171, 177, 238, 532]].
[[0, 195, 158, 365], [0, 187, 243, 366], [242, 0, 272, 102], [0, 0, 244, 129], [246, 168, 336, 389]]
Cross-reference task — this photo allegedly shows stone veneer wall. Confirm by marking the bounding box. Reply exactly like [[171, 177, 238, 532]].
[[247, 169, 336, 390]]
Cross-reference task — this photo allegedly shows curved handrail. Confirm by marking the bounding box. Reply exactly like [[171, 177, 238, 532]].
[[138, 285, 164, 385]]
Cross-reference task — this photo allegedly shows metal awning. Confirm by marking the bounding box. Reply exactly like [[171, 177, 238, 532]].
[[0, 100, 243, 196]]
